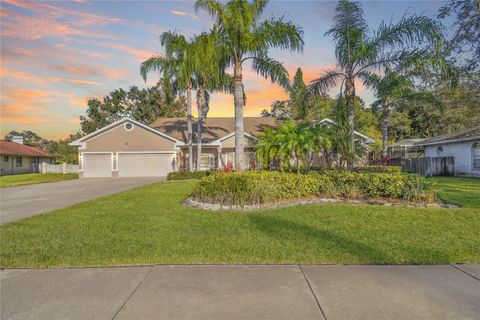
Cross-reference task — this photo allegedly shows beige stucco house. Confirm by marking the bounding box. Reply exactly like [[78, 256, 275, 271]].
[[70, 117, 374, 178], [0, 140, 54, 176]]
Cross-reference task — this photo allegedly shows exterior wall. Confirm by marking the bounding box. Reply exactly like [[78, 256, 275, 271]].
[[177, 147, 219, 170], [220, 135, 254, 148], [82, 124, 176, 152], [424, 140, 480, 177], [0, 155, 53, 176]]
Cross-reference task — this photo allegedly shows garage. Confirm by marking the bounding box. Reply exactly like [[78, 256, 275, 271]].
[[118, 152, 175, 177], [83, 153, 112, 177]]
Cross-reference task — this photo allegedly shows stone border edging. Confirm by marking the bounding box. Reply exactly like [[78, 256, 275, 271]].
[[183, 197, 457, 211]]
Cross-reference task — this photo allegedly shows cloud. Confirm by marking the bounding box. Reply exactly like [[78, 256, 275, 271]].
[[50, 63, 127, 80], [171, 10, 187, 16], [66, 79, 102, 86], [95, 42, 156, 62]]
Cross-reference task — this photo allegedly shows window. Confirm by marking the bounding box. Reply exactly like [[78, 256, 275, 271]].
[[124, 122, 134, 131], [436, 146, 444, 157], [16, 156, 22, 167], [200, 154, 215, 170], [473, 143, 480, 170], [3, 156, 8, 162]]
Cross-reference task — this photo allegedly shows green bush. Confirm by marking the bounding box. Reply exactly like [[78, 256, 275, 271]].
[[353, 165, 402, 174], [190, 170, 437, 206], [167, 170, 214, 180]]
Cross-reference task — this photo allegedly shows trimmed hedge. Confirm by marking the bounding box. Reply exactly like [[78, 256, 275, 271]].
[[190, 170, 437, 206], [353, 165, 402, 174], [167, 170, 214, 180]]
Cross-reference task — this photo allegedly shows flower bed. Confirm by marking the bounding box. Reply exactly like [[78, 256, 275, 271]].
[[189, 170, 437, 207]]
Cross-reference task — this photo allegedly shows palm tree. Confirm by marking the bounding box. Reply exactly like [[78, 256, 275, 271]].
[[365, 71, 413, 156], [309, 0, 442, 170], [254, 127, 279, 170], [195, 0, 304, 171], [141, 31, 195, 172]]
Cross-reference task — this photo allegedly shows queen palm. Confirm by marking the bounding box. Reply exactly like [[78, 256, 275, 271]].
[[141, 31, 195, 172], [195, 0, 304, 171], [309, 0, 442, 170]]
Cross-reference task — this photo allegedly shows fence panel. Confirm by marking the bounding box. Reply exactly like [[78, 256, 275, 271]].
[[403, 157, 454, 177], [41, 162, 78, 174]]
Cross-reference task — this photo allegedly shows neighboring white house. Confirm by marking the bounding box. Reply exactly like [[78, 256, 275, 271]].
[[415, 126, 480, 178]]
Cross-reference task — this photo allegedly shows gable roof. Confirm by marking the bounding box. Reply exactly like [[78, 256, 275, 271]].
[[69, 117, 185, 147], [149, 117, 281, 144], [415, 126, 480, 146], [317, 118, 375, 144], [0, 141, 54, 157]]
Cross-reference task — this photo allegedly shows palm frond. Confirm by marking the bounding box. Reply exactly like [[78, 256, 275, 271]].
[[251, 0, 269, 21], [252, 18, 304, 53], [251, 54, 290, 90], [308, 70, 345, 96], [194, 0, 224, 21], [140, 56, 168, 82]]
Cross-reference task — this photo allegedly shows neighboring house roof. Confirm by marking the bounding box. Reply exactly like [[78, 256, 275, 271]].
[[69, 117, 185, 147], [316, 118, 375, 144], [388, 139, 426, 148], [0, 141, 54, 157], [149, 117, 281, 144], [415, 126, 480, 147]]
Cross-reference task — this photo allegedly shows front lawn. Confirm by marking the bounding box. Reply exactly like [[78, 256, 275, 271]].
[[430, 176, 480, 208], [0, 173, 78, 188], [0, 177, 478, 267]]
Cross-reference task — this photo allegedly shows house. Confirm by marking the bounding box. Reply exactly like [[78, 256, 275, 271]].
[[69, 117, 374, 178], [387, 138, 426, 165], [0, 140, 55, 176], [414, 126, 480, 178]]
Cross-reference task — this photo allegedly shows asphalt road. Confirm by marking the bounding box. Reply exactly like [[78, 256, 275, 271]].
[[0, 177, 163, 224]]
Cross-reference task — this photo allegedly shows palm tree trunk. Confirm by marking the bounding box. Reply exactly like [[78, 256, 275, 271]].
[[187, 86, 193, 172], [196, 88, 205, 171], [234, 62, 244, 172], [381, 101, 389, 157], [344, 75, 355, 171]]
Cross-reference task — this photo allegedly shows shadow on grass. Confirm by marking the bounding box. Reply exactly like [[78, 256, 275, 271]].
[[248, 214, 450, 263]]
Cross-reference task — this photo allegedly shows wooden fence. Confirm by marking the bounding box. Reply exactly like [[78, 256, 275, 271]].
[[403, 157, 455, 177]]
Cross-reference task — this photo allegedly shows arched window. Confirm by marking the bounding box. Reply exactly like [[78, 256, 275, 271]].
[[436, 146, 444, 157], [473, 142, 480, 170]]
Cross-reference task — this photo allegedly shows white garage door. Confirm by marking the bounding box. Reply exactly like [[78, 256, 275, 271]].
[[83, 153, 112, 177], [118, 153, 175, 177]]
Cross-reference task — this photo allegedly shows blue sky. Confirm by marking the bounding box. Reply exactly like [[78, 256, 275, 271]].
[[0, 0, 449, 139]]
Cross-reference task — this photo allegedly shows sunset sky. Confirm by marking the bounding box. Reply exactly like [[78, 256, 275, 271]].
[[1, 0, 450, 140]]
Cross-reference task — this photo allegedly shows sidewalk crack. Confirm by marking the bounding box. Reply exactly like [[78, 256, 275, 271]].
[[299, 265, 327, 320], [111, 266, 154, 320]]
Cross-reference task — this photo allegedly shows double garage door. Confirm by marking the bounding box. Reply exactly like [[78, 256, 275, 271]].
[[83, 153, 175, 177]]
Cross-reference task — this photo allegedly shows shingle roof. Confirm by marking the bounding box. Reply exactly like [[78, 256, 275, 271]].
[[389, 139, 426, 147], [0, 141, 54, 157], [415, 126, 480, 146], [149, 117, 281, 144]]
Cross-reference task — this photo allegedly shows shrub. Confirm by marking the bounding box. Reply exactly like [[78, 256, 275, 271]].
[[190, 170, 437, 206], [353, 165, 402, 174], [167, 170, 214, 180]]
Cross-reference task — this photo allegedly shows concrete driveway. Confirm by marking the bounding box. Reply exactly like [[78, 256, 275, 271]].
[[1, 264, 479, 320], [0, 177, 163, 224]]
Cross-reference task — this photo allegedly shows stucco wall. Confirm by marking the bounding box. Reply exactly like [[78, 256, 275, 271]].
[[82, 124, 176, 152], [220, 135, 255, 148], [424, 140, 480, 177]]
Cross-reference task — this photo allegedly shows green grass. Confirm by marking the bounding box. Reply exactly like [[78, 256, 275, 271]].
[[429, 176, 480, 208], [0, 177, 479, 267], [0, 173, 78, 188]]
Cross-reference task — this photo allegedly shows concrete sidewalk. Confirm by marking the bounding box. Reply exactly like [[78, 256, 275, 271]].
[[1, 265, 479, 320]]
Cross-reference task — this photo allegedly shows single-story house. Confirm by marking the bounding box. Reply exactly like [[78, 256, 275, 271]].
[[0, 140, 55, 176], [70, 117, 374, 178], [415, 126, 480, 178], [386, 138, 426, 165]]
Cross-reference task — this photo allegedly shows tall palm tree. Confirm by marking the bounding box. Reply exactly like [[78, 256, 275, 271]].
[[141, 31, 195, 172], [195, 0, 304, 171], [191, 33, 233, 170], [309, 0, 442, 170], [365, 71, 443, 156]]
